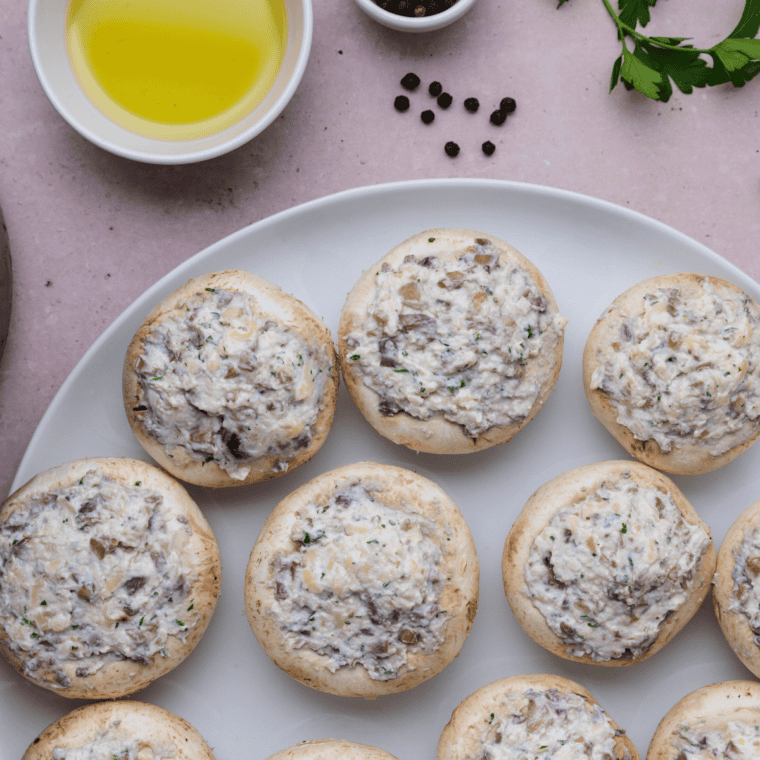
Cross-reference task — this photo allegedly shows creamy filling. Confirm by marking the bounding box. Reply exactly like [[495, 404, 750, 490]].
[[344, 238, 566, 439], [132, 288, 332, 480], [524, 475, 710, 661], [52, 720, 175, 760], [0, 470, 197, 689], [729, 526, 760, 647], [476, 689, 625, 760], [589, 280, 760, 455], [672, 721, 760, 758], [268, 482, 447, 680]]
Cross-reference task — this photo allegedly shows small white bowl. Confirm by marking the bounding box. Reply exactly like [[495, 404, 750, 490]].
[[27, 0, 313, 164], [353, 0, 476, 32]]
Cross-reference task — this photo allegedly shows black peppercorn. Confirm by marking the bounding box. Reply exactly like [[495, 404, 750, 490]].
[[428, 81, 443, 97], [421, 110, 435, 124], [444, 141, 460, 157], [375, 0, 459, 17], [400, 72, 421, 91], [500, 97, 516, 114], [489, 109, 506, 125], [437, 92, 453, 109], [464, 97, 479, 113], [394, 95, 410, 112], [482, 140, 496, 156]]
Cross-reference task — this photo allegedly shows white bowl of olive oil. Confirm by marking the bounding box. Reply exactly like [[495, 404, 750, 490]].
[[28, 0, 312, 164]]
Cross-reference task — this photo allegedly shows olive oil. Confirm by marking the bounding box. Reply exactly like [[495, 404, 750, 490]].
[[66, 0, 287, 140]]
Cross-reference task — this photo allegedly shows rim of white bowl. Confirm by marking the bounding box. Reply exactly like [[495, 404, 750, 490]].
[[27, 0, 313, 165], [353, 0, 476, 32]]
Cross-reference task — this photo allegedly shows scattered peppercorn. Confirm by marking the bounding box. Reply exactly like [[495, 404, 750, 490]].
[[489, 109, 506, 125], [400, 72, 421, 91], [500, 97, 517, 114], [392, 77, 515, 154], [437, 92, 453, 109], [394, 95, 410, 112]]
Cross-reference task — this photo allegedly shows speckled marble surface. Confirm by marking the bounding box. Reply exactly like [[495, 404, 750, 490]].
[[1, 0, 759, 498]]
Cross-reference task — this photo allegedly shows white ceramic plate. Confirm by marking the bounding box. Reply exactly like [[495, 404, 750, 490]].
[[5, 179, 760, 760]]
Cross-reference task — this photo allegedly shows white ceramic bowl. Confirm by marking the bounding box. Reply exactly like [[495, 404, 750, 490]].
[[27, 0, 312, 164], [353, 0, 476, 32]]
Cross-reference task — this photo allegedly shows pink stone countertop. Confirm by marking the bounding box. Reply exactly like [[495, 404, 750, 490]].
[[1, 0, 759, 498]]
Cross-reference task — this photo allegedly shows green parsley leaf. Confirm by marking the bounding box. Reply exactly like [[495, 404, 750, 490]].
[[714, 37, 760, 73], [562, 0, 760, 101], [632, 42, 710, 96], [621, 43, 670, 97], [618, 0, 657, 29]]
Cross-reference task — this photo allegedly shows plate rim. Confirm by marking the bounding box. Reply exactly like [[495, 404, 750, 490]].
[[11, 176, 754, 495], [6, 177, 760, 760]]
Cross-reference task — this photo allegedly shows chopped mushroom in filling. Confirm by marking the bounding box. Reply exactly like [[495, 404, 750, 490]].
[[729, 526, 760, 646], [524, 475, 710, 661], [268, 482, 447, 680], [0, 471, 197, 689], [589, 280, 760, 456], [671, 721, 760, 759], [476, 689, 625, 760], [132, 288, 331, 480], [344, 239, 566, 438], [52, 721, 176, 760]]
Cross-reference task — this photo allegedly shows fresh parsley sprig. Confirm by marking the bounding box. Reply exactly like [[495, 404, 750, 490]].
[[559, 0, 760, 102]]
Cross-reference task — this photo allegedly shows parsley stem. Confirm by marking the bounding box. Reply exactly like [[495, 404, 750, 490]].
[[600, 0, 712, 54], [600, 0, 627, 41]]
